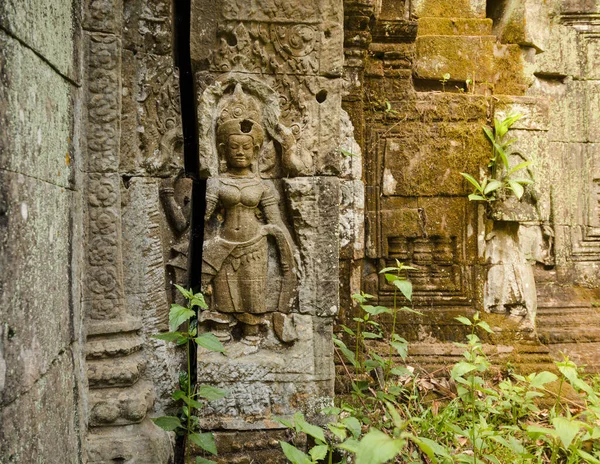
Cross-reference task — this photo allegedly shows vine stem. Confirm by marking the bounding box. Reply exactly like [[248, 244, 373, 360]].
[[385, 272, 399, 384]]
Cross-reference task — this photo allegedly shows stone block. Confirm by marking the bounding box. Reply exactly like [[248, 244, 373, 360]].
[[196, 315, 334, 429], [0, 0, 80, 81], [414, 35, 495, 82], [87, 418, 173, 463], [411, 0, 486, 18], [495, 97, 550, 131], [0, 31, 74, 188], [490, 0, 551, 51], [547, 79, 588, 143], [284, 177, 340, 316], [121, 177, 183, 411], [587, 81, 600, 142], [533, 24, 582, 78], [340, 180, 365, 260], [584, 36, 600, 80], [0, 351, 83, 462], [0, 171, 75, 405], [381, 121, 490, 196], [417, 17, 492, 36]]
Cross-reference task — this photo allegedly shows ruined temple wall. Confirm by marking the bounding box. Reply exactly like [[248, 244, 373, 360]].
[[0, 1, 86, 461], [341, 0, 600, 374]]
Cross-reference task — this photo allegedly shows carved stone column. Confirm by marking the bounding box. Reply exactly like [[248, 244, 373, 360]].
[[82, 1, 172, 461]]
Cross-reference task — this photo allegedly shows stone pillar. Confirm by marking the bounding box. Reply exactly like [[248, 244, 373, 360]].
[[82, 0, 172, 461], [189, 0, 345, 459]]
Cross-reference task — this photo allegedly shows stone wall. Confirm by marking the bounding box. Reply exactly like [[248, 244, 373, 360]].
[[341, 0, 600, 376], [0, 0, 86, 461], [1, 0, 600, 463]]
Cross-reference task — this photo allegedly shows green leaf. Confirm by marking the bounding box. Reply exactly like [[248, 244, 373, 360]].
[[174, 284, 193, 299], [197, 385, 228, 401], [337, 438, 360, 454], [341, 325, 356, 336], [328, 423, 348, 441], [489, 435, 527, 455], [455, 316, 472, 326], [492, 139, 510, 170], [152, 416, 182, 432], [390, 341, 408, 360], [334, 338, 357, 368], [510, 177, 534, 185], [384, 401, 404, 429], [503, 113, 524, 130], [169, 304, 195, 331], [529, 371, 558, 389], [341, 148, 358, 158], [460, 172, 483, 192], [451, 361, 477, 380], [310, 444, 329, 461], [280, 441, 312, 464], [294, 411, 326, 443], [362, 305, 392, 316], [190, 293, 208, 309], [195, 333, 225, 352], [552, 417, 581, 449], [468, 194, 487, 201], [189, 432, 217, 455], [507, 179, 525, 199], [151, 332, 187, 343], [508, 160, 532, 175], [195, 458, 217, 464], [577, 450, 600, 464], [341, 416, 362, 439], [274, 416, 295, 429], [527, 424, 558, 438], [392, 280, 412, 301], [355, 429, 404, 464], [411, 436, 452, 460], [476, 321, 494, 333], [483, 180, 503, 195], [362, 332, 382, 339], [482, 125, 495, 144]]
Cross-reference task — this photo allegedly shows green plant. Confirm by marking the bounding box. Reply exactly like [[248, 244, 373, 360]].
[[279, 303, 600, 464], [461, 113, 533, 203], [151, 285, 228, 464], [441, 73, 451, 92]]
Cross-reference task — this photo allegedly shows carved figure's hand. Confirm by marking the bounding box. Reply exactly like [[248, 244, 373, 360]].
[[275, 122, 295, 149], [159, 177, 175, 195]]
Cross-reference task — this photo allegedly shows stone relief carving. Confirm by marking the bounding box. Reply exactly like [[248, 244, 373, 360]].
[[483, 153, 554, 327], [159, 170, 193, 328], [200, 83, 299, 346]]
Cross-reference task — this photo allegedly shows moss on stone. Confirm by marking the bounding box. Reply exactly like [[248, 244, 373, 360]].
[[493, 43, 529, 96], [415, 35, 495, 82], [414, 0, 478, 18], [418, 18, 493, 37]]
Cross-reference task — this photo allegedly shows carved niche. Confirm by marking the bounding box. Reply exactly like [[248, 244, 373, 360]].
[[199, 81, 299, 347]]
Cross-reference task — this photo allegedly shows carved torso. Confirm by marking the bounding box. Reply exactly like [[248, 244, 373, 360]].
[[218, 177, 269, 242]]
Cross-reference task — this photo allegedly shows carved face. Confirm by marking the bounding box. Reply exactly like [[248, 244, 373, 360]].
[[225, 134, 255, 169]]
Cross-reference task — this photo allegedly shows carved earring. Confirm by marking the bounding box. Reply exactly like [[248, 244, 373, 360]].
[[219, 158, 228, 173]]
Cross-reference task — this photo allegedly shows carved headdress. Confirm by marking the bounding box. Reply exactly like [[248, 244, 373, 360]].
[[216, 84, 265, 150]]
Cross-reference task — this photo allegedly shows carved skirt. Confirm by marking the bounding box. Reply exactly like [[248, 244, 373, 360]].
[[207, 234, 268, 314]]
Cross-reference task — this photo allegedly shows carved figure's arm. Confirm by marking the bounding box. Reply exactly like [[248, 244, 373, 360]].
[[159, 178, 189, 233], [261, 185, 297, 270], [205, 178, 220, 221]]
